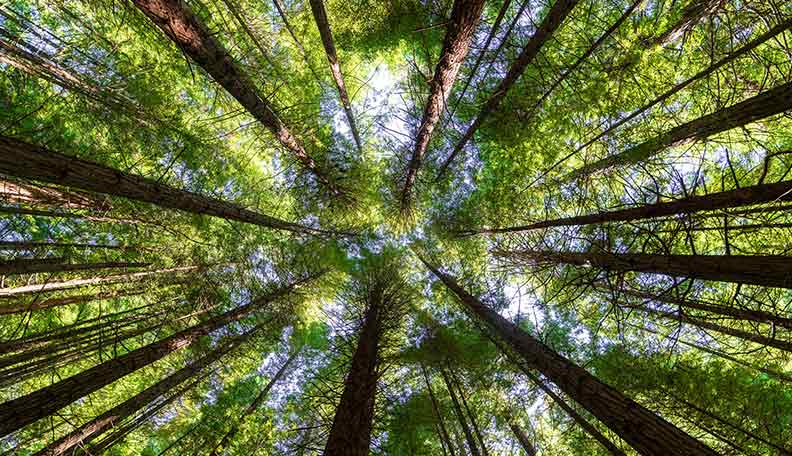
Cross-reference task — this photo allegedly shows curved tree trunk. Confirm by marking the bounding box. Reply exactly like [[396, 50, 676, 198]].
[[418, 255, 717, 455]]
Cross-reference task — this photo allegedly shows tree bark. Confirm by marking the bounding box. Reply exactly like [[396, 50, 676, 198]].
[[130, 0, 343, 197], [564, 81, 792, 181], [418, 255, 717, 456], [507, 415, 536, 456], [0, 136, 333, 235], [650, 0, 723, 48], [0, 178, 110, 211], [421, 363, 456, 456], [0, 278, 305, 437], [271, 0, 323, 85], [400, 0, 486, 210], [463, 180, 792, 235], [0, 258, 149, 276], [0, 205, 148, 225], [441, 368, 481, 456], [209, 349, 299, 455], [449, 368, 490, 456], [435, 0, 579, 180], [308, 0, 363, 152], [497, 250, 792, 289], [0, 240, 128, 251]]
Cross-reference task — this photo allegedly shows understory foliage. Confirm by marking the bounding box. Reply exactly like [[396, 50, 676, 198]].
[[1, 0, 791, 454]]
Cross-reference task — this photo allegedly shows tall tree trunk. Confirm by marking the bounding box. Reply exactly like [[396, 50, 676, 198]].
[[0, 178, 110, 211], [0, 240, 128, 251], [0, 265, 198, 297], [507, 415, 536, 456], [496, 250, 792, 289], [449, 368, 490, 456], [464, 180, 792, 235], [0, 136, 334, 235], [0, 278, 306, 437], [563, 81, 792, 181], [435, 0, 579, 180], [271, 0, 324, 84], [421, 363, 456, 456], [130, 0, 343, 197], [400, 0, 486, 211], [33, 328, 255, 456], [324, 290, 384, 456], [440, 368, 481, 456], [0, 258, 149, 275], [209, 349, 299, 455], [308, 0, 363, 152], [650, 0, 723, 48], [0, 205, 148, 225], [418, 255, 717, 455]]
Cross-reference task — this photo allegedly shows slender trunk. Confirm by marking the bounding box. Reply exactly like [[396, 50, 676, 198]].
[[0, 240, 129, 251], [507, 415, 536, 456], [308, 0, 363, 152], [650, 0, 723, 48], [462, 180, 792, 235], [0, 258, 149, 275], [324, 291, 384, 456], [33, 329, 255, 456], [0, 205, 148, 225], [455, 374, 490, 456], [0, 278, 305, 437], [657, 222, 792, 233], [421, 363, 455, 456], [0, 136, 335, 235], [418, 255, 717, 455], [209, 349, 299, 455], [219, 0, 280, 76], [435, 0, 579, 180], [271, 0, 324, 85], [130, 0, 343, 197], [497, 250, 792, 289], [435, 423, 450, 456], [0, 265, 198, 297], [0, 178, 110, 211], [564, 81, 792, 181], [441, 368, 481, 456], [400, 0, 486, 210]]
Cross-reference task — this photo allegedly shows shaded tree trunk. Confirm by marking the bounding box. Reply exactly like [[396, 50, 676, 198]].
[[650, 0, 723, 48], [450, 368, 490, 456], [435, 0, 579, 180], [0, 240, 128, 251], [271, 0, 323, 84], [0, 136, 334, 235], [441, 368, 481, 456], [421, 363, 456, 456], [507, 415, 536, 456], [563, 81, 792, 181], [496, 250, 792, 289], [0, 205, 148, 225], [0, 278, 306, 437], [308, 0, 362, 152], [0, 258, 149, 275], [130, 0, 343, 197], [400, 0, 486, 211], [418, 255, 717, 455], [0, 178, 110, 211], [464, 172, 792, 236]]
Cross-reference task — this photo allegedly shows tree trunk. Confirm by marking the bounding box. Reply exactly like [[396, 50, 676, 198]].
[[0, 136, 334, 235], [450, 368, 490, 456], [441, 368, 481, 456], [271, 0, 323, 84], [435, 0, 579, 180], [33, 329, 255, 456], [308, 0, 363, 152], [209, 349, 299, 455], [650, 0, 723, 48], [421, 363, 456, 456], [0, 178, 110, 211], [507, 415, 536, 456], [464, 172, 792, 236], [324, 291, 384, 456], [0, 258, 149, 276], [130, 0, 343, 197], [418, 255, 717, 456], [497, 250, 792, 289], [0, 205, 148, 225], [400, 0, 486, 210], [0, 278, 304, 437], [564, 81, 792, 181], [0, 240, 128, 251]]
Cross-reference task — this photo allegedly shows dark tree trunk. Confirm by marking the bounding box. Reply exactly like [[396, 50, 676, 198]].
[[564, 81, 792, 181], [650, 0, 723, 48], [0, 178, 110, 211], [0, 286, 155, 315], [0, 278, 304, 437], [308, 0, 363, 152], [130, 0, 344, 197], [441, 368, 481, 456], [324, 290, 384, 455], [507, 415, 536, 456], [0, 240, 128, 251], [418, 255, 717, 456], [209, 349, 299, 455], [421, 363, 456, 456], [0, 205, 148, 225], [0, 258, 149, 275], [0, 136, 334, 235], [400, 0, 486, 210], [497, 250, 792, 289], [435, 0, 579, 180], [450, 368, 490, 456], [33, 329, 255, 456]]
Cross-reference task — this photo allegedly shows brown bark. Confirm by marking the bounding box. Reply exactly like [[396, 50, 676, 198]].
[[418, 255, 717, 455], [0, 278, 305, 437], [0, 205, 148, 225], [0, 178, 110, 211], [453, 370, 490, 456], [507, 415, 536, 456], [33, 329, 255, 456], [0, 240, 128, 251], [421, 363, 456, 456], [400, 0, 486, 211], [308, 0, 363, 152], [324, 290, 384, 456], [441, 367, 481, 456], [463, 180, 792, 235], [650, 0, 723, 48], [564, 81, 792, 181], [0, 258, 149, 276], [435, 0, 579, 180], [0, 136, 333, 235], [130, 0, 343, 197], [209, 349, 298, 455], [497, 250, 792, 289]]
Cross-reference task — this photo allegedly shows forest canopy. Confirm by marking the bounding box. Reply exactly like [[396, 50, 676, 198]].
[[1, 0, 791, 454]]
